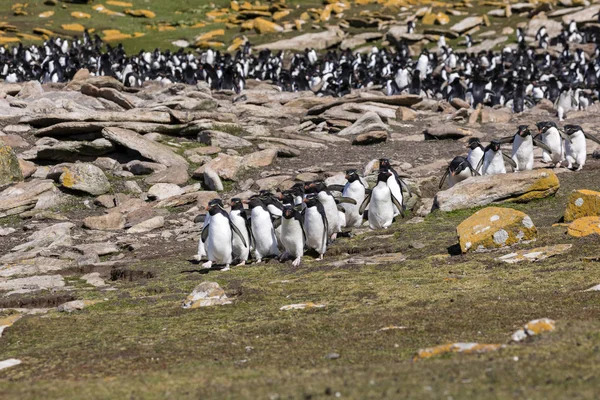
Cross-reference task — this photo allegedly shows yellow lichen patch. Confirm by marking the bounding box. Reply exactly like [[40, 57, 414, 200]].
[[507, 170, 560, 203], [106, 0, 133, 6], [239, 1, 253, 10], [0, 23, 19, 32], [253, 17, 284, 34], [104, 33, 133, 41], [567, 216, 600, 238], [321, 5, 333, 21], [295, 19, 305, 30], [355, 0, 375, 4], [194, 41, 225, 49], [231, 1, 240, 11], [0, 314, 22, 336], [62, 24, 86, 32], [564, 189, 600, 222], [206, 10, 227, 19], [196, 29, 225, 42], [33, 28, 54, 36], [0, 37, 20, 44], [60, 169, 75, 188], [421, 12, 437, 25], [436, 12, 450, 25], [39, 11, 54, 18], [227, 36, 247, 52], [133, 32, 145, 38], [71, 11, 91, 19], [125, 9, 156, 18], [456, 207, 537, 253], [16, 33, 42, 41], [273, 10, 291, 21], [512, 318, 556, 342], [414, 343, 503, 361], [157, 25, 176, 32], [190, 22, 207, 28], [241, 20, 255, 31]]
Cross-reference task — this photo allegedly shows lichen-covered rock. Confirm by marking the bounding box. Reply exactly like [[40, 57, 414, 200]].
[[496, 244, 572, 264], [567, 216, 600, 238], [564, 190, 600, 222], [183, 282, 232, 308], [414, 343, 504, 361], [57, 300, 102, 313], [511, 318, 556, 342], [58, 163, 111, 195], [253, 18, 284, 34], [0, 314, 21, 338], [0, 144, 23, 188], [457, 207, 537, 253]]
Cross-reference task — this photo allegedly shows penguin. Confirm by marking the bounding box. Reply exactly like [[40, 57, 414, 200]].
[[247, 197, 280, 263], [467, 138, 485, 175], [307, 182, 342, 240], [563, 125, 600, 170], [359, 170, 403, 230], [200, 200, 247, 271], [194, 198, 221, 261], [500, 125, 553, 171], [379, 159, 410, 217], [229, 198, 251, 266], [303, 194, 328, 260], [477, 140, 517, 175], [555, 86, 577, 121], [439, 156, 479, 189], [280, 205, 305, 267], [536, 121, 564, 167], [340, 169, 368, 228]]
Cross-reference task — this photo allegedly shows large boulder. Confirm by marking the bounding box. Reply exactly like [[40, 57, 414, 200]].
[[434, 170, 559, 212], [457, 207, 537, 253], [58, 163, 111, 196], [0, 179, 55, 217], [450, 16, 483, 33], [337, 111, 388, 137], [254, 27, 344, 51], [197, 130, 252, 149], [147, 183, 184, 201], [193, 153, 243, 181], [567, 216, 600, 238], [564, 189, 600, 222], [101, 127, 188, 168], [0, 144, 23, 188], [24, 138, 115, 162]]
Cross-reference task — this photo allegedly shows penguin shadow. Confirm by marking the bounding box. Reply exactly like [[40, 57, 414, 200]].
[[182, 258, 228, 274]]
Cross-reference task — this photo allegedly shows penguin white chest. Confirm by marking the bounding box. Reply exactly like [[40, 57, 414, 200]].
[[342, 181, 366, 228], [484, 152, 506, 175], [317, 192, 340, 235], [512, 136, 534, 171], [281, 218, 304, 258], [304, 208, 327, 255], [467, 148, 484, 174], [565, 132, 587, 169], [251, 208, 279, 259], [386, 175, 403, 216], [448, 168, 471, 187], [369, 183, 394, 229], [542, 128, 564, 165], [230, 211, 249, 261], [205, 214, 233, 265]]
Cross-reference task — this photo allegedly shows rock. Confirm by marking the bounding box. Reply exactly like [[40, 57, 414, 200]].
[[101, 127, 188, 168], [147, 183, 184, 201], [464, 36, 508, 53], [352, 130, 388, 145], [81, 272, 107, 287], [396, 106, 416, 121], [57, 300, 101, 313], [280, 302, 326, 311], [497, 242, 573, 264], [184, 146, 221, 156], [124, 181, 143, 194], [23, 138, 116, 162], [128, 216, 165, 233], [83, 212, 126, 231], [338, 112, 388, 137], [81, 83, 134, 110], [193, 153, 243, 181], [564, 189, 600, 222], [242, 149, 278, 169], [182, 281, 232, 308], [125, 161, 167, 175], [75, 242, 119, 256], [144, 166, 190, 185], [198, 130, 252, 148], [17, 81, 44, 99], [9, 222, 74, 254], [203, 167, 223, 191], [58, 163, 111, 196], [424, 125, 477, 140], [0, 359, 21, 371], [450, 16, 483, 33], [0, 134, 30, 149], [0, 314, 21, 337], [457, 207, 537, 253], [253, 18, 284, 34], [567, 216, 600, 238], [255, 27, 344, 51], [511, 318, 556, 342], [526, 18, 563, 40], [0, 275, 65, 295], [17, 159, 36, 179], [414, 343, 503, 361], [434, 170, 559, 212], [257, 142, 300, 158], [0, 179, 55, 217], [255, 175, 293, 191], [0, 144, 23, 188], [450, 98, 471, 109], [0, 227, 16, 236], [481, 107, 512, 123], [561, 5, 600, 23]]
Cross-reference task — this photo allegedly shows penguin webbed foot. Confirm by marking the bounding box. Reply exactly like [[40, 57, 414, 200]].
[[202, 260, 213, 270], [292, 257, 302, 267]]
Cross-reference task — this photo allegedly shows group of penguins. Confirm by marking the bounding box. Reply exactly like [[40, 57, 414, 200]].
[[440, 121, 600, 189], [195, 159, 412, 271], [3, 19, 600, 112]]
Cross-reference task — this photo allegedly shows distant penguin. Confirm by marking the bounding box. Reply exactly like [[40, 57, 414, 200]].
[[247, 197, 280, 263], [200, 200, 247, 271], [304, 195, 328, 260], [478, 140, 516, 175], [359, 170, 403, 230], [563, 125, 600, 170], [229, 198, 251, 266], [439, 156, 479, 189], [536, 121, 564, 167], [555, 87, 576, 121], [467, 138, 485, 175], [280, 205, 305, 267]]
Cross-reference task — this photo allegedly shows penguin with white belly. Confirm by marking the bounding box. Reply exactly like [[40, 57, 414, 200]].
[[477, 140, 517, 175], [379, 159, 411, 218], [536, 121, 565, 167], [247, 197, 280, 263], [306, 182, 342, 241], [229, 198, 251, 266], [194, 198, 222, 261], [280, 205, 305, 267], [499, 125, 553, 171], [467, 138, 485, 175], [359, 169, 403, 230], [303, 194, 328, 260], [327, 169, 369, 228], [563, 125, 600, 170], [200, 200, 248, 271], [439, 156, 479, 189]]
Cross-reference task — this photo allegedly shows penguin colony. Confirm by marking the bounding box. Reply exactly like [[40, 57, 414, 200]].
[[196, 161, 412, 270], [1, 19, 600, 118]]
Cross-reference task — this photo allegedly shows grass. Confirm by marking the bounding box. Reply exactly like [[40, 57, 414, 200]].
[[1, 167, 600, 399]]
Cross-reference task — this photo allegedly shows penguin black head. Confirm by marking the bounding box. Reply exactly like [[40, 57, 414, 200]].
[[536, 121, 557, 133], [230, 198, 244, 210], [517, 125, 531, 137], [247, 196, 266, 210], [345, 169, 359, 182], [282, 205, 301, 220], [304, 193, 320, 208], [377, 169, 392, 183], [467, 138, 483, 150], [308, 181, 327, 193], [448, 156, 470, 176], [207, 198, 226, 215], [564, 125, 583, 135], [489, 140, 502, 152], [379, 158, 391, 170]]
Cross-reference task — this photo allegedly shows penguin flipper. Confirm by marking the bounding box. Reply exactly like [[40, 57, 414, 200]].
[[439, 168, 449, 189], [502, 152, 518, 168], [498, 136, 514, 144], [390, 193, 405, 218], [583, 131, 600, 145], [467, 161, 480, 176], [533, 138, 553, 153], [336, 197, 357, 205], [229, 220, 248, 248], [201, 224, 210, 243], [558, 129, 573, 143], [272, 216, 282, 229], [358, 193, 372, 215], [326, 184, 345, 192], [475, 157, 485, 174]]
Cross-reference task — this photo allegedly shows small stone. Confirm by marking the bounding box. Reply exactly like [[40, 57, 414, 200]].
[[183, 281, 232, 308], [410, 241, 426, 249], [124, 181, 143, 194], [496, 244, 572, 264], [511, 318, 556, 342], [83, 212, 126, 231], [58, 163, 111, 196], [352, 130, 388, 145], [203, 167, 224, 191], [57, 300, 101, 313], [147, 183, 184, 201], [128, 216, 164, 233], [280, 302, 326, 311], [326, 352, 340, 360], [414, 343, 503, 361], [81, 272, 108, 287], [396, 106, 416, 121], [0, 359, 21, 371]]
